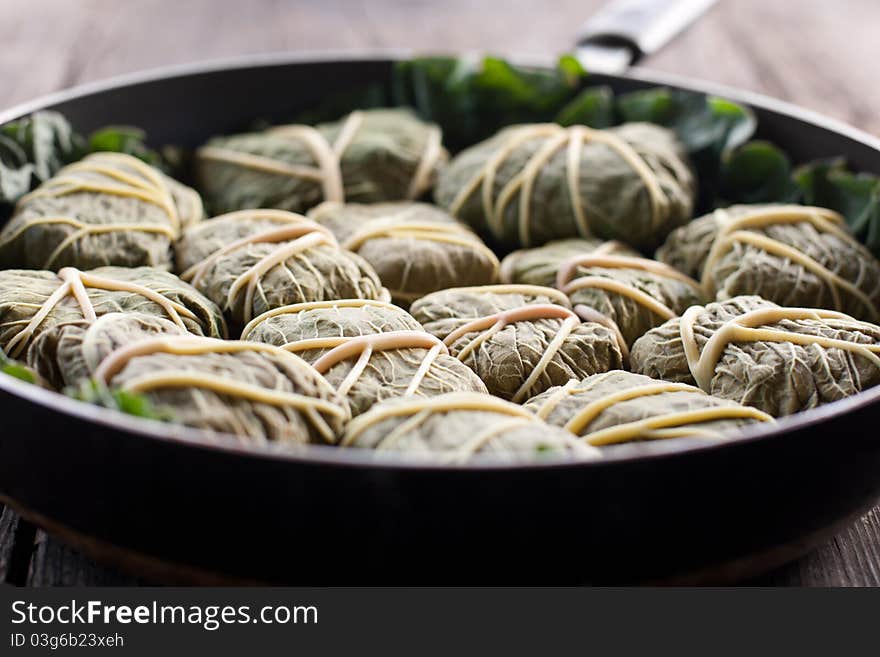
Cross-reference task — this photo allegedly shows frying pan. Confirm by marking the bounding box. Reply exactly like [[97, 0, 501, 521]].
[[2, 29, 880, 585]]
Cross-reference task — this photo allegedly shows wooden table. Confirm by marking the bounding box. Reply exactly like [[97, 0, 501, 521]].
[[1, 0, 879, 586]]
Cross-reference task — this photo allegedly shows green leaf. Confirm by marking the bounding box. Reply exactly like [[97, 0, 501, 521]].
[[616, 88, 676, 125], [0, 352, 37, 384], [67, 379, 175, 422], [389, 55, 589, 149], [719, 140, 800, 204], [0, 111, 169, 208], [555, 86, 616, 128], [0, 111, 84, 205], [794, 159, 880, 255], [616, 88, 755, 155], [0, 111, 81, 182], [88, 126, 164, 168], [0, 161, 35, 203]]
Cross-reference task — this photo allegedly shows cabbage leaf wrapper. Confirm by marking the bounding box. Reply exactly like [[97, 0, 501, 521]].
[[195, 109, 447, 216], [524, 371, 773, 454], [175, 209, 386, 327], [657, 204, 880, 322], [341, 392, 600, 463], [92, 335, 350, 444], [435, 122, 694, 251], [241, 299, 486, 417], [0, 266, 226, 373], [410, 285, 623, 402], [630, 295, 880, 416], [0, 153, 203, 270], [308, 201, 500, 305]]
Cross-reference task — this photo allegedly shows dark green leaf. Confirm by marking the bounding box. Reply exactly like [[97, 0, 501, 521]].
[[0, 161, 34, 203], [67, 379, 174, 421], [0, 352, 37, 384], [0, 111, 170, 208], [88, 126, 163, 168], [555, 86, 616, 128], [616, 88, 755, 155], [795, 159, 880, 255], [719, 140, 800, 204], [388, 55, 590, 149], [0, 111, 83, 205]]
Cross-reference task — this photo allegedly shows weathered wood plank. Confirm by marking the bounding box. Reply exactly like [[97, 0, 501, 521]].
[[757, 508, 880, 586], [27, 530, 144, 587], [0, 506, 36, 585]]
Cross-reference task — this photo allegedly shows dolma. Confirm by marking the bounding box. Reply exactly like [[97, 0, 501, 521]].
[[0, 153, 203, 270], [93, 335, 349, 443], [524, 371, 772, 451], [0, 266, 226, 381], [630, 295, 880, 416], [308, 201, 500, 305], [196, 109, 447, 215], [410, 284, 624, 402], [175, 209, 386, 326], [341, 392, 600, 462], [657, 204, 880, 322], [241, 299, 487, 417], [435, 122, 694, 250]]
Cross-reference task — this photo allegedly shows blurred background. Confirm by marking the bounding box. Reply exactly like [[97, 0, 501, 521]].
[[2, 0, 879, 134]]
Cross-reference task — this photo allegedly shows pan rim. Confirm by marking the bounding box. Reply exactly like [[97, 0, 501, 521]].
[[1, 49, 879, 472]]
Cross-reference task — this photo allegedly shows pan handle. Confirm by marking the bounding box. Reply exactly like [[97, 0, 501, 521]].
[[574, 0, 719, 74]]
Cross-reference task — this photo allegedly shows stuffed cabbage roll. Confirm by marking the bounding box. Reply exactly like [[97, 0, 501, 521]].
[[175, 209, 386, 327], [657, 204, 880, 322], [631, 295, 880, 416], [435, 122, 694, 250], [0, 266, 225, 384], [0, 153, 203, 270], [410, 284, 624, 402], [92, 336, 349, 443], [308, 201, 500, 305], [196, 109, 447, 215], [524, 371, 772, 452]]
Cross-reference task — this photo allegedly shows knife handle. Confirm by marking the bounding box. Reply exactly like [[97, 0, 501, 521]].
[[575, 0, 718, 64]]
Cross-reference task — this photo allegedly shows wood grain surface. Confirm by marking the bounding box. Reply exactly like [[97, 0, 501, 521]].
[[1, 0, 879, 586]]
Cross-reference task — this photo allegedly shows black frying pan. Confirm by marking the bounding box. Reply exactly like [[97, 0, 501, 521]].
[[1, 53, 879, 585]]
